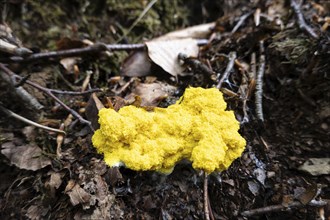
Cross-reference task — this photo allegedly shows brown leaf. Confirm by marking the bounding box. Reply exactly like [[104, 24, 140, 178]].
[[1, 142, 51, 171], [45, 171, 64, 197], [120, 51, 152, 77], [128, 82, 176, 106], [106, 167, 124, 187], [295, 184, 319, 205], [59, 57, 81, 74], [65, 180, 91, 206], [26, 205, 49, 220], [85, 93, 105, 130]]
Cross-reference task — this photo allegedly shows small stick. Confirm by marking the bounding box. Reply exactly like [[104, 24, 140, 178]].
[[0, 69, 43, 111], [117, 0, 158, 43], [0, 105, 66, 135], [231, 11, 253, 34], [241, 199, 327, 217], [216, 51, 237, 89], [48, 88, 101, 95], [0, 63, 95, 130], [2, 39, 209, 63], [290, 0, 318, 39], [3, 43, 143, 63], [255, 41, 265, 122], [204, 172, 210, 220]]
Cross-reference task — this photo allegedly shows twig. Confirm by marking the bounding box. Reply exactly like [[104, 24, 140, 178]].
[[216, 51, 237, 89], [2, 43, 143, 63], [0, 38, 32, 56], [0, 68, 43, 111], [241, 199, 327, 217], [14, 74, 31, 87], [290, 0, 318, 39], [0, 105, 66, 135], [117, 0, 158, 43], [241, 53, 257, 123], [231, 11, 253, 34], [0, 63, 96, 130], [204, 172, 210, 220], [255, 41, 265, 122], [1, 39, 209, 63], [48, 88, 101, 95]]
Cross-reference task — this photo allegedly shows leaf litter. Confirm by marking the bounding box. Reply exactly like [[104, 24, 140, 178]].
[[0, 0, 329, 219]]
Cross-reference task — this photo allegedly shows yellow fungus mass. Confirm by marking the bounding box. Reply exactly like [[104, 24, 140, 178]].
[[92, 87, 246, 174]]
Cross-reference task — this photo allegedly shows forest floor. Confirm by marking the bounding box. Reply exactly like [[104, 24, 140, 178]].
[[0, 0, 329, 219]]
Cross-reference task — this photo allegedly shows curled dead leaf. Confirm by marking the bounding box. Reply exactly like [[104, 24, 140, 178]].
[[120, 51, 152, 77], [65, 180, 91, 206], [1, 142, 51, 171]]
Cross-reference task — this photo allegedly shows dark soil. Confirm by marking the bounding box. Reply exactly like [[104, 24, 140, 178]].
[[0, 1, 329, 219]]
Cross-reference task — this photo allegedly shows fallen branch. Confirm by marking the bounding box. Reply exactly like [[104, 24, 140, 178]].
[[0, 105, 66, 135], [241, 199, 327, 217], [0, 69, 43, 111], [216, 51, 237, 89], [290, 0, 318, 39], [0, 63, 98, 130], [1, 39, 209, 63], [255, 41, 265, 122]]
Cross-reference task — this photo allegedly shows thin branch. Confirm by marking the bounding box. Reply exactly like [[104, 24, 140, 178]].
[[1, 39, 209, 63], [48, 88, 101, 95], [0, 105, 66, 135], [204, 172, 210, 220], [2, 43, 143, 63], [216, 51, 237, 89], [290, 0, 318, 39], [255, 41, 265, 122], [117, 0, 158, 43], [0, 63, 95, 130], [231, 11, 253, 34], [241, 199, 327, 217], [0, 68, 43, 111]]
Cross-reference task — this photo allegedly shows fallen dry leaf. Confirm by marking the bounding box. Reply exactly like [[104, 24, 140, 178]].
[[120, 51, 152, 77], [85, 93, 105, 130], [26, 204, 49, 220], [128, 82, 177, 106], [298, 158, 330, 176], [59, 57, 81, 74], [65, 180, 91, 206], [45, 171, 64, 197], [155, 22, 215, 40], [294, 184, 319, 205], [145, 38, 199, 77], [1, 142, 51, 171], [120, 22, 214, 77]]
